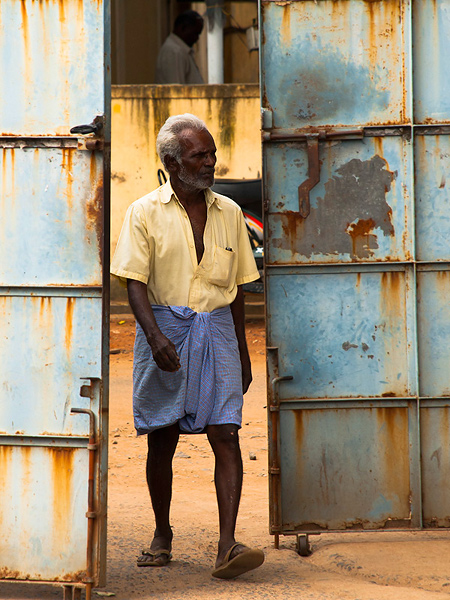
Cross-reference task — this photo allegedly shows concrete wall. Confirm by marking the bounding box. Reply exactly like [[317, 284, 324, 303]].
[[110, 83, 261, 302]]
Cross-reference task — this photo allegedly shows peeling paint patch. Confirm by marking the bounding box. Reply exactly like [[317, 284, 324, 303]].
[[273, 155, 395, 259]]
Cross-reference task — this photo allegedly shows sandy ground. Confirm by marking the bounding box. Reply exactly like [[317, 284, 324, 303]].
[[4, 315, 450, 600]]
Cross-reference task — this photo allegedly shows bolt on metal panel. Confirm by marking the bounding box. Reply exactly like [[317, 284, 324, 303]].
[[264, 135, 414, 264], [413, 0, 450, 124], [261, 0, 411, 130], [0, 0, 105, 136]]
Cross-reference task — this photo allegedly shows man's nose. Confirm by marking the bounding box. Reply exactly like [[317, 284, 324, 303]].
[[205, 153, 216, 166]]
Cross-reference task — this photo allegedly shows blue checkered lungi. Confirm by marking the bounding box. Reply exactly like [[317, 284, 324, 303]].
[[133, 305, 243, 435]]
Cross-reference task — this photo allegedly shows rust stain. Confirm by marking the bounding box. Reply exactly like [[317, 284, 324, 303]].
[[50, 447, 74, 545], [0, 446, 12, 529], [347, 218, 377, 258], [65, 297, 74, 352], [61, 148, 74, 212], [281, 4, 291, 45], [87, 153, 103, 251], [376, 406, 410, 504], [272, 155, 395, 260]]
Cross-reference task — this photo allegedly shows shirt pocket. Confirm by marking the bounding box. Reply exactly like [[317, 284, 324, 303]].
[[207, 246, 236, 288]]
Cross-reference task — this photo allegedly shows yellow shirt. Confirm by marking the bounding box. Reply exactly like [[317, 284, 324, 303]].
[[110, 181, 260, 313]]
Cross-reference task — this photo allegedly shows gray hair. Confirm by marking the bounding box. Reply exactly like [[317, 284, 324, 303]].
[[156, 113, 208, 169]]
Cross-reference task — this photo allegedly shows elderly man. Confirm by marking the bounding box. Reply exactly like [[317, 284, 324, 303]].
[[111, 114, 264, 579], [155, 10, 204, 84]]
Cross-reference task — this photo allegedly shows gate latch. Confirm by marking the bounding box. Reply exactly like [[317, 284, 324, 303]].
[[70, 115, 104, 151]]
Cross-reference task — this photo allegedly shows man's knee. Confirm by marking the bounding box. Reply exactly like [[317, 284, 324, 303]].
[[207, 424, 240, 448]]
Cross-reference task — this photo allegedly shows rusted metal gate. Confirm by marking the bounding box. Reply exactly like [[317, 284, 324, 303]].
[[0, 1, 110, 597], [261, 0, 450, 553]]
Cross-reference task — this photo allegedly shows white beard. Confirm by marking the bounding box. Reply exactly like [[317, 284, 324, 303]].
[[178, 164, 213, 190]]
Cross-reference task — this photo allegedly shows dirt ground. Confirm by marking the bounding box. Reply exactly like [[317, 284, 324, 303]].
[[4, 315, 450, 600]]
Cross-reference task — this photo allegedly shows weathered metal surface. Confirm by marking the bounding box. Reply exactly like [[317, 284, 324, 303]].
[[262, 0, 450, 538], [0, 0, 110, 591], [417, 269, 450, 398], [0, 294, 102, 437], [265, 135, 413, 264], [279, 404, 415, 531], [261, 0, 411, 130], [266, 266, 416, 400], [420, 401, 450, 527], [0, 445, 88, 580], [413, 0, 450, 124], [0, 0, 105, 136], [0, 148, 103, 286], [415, 132, 450, 261]]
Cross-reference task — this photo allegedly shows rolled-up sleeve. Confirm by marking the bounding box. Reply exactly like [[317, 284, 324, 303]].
[[110, 203, 151, 284], [235, 209, 260, 286]]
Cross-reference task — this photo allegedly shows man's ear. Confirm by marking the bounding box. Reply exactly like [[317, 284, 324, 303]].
[[165, 154, 179, 174]]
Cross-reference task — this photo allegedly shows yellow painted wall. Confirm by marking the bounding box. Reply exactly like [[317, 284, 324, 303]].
[[110, 83, 261, 301]]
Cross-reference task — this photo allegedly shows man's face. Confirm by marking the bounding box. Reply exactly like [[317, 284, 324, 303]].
[[181, 18, 204, 47], [175, 129, 217, 190]]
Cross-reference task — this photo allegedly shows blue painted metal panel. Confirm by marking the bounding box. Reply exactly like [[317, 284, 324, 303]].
[[0, 0, 105, 136], [261, 0, 411, 129], [420, 401, 450, 527], [0, 445, 89, 580], [265, 135, 413, 264], [415, 133, 450, 262], [417, 269, 450, 398], [0, 295, 102, 437], [0, 0, 110, 589], [262, 0, 450, 538], [267, 268, 416, 400], [279, 405, 414, 530], [0, 147, 103, 286], [413, 0, 450, 124]]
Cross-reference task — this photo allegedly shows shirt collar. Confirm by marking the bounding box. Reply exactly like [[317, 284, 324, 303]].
[[160, 179, 222, 210], [169, 33, 194, 56]]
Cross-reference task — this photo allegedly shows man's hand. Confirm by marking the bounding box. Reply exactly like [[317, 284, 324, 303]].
[[127, 279, 181, 372], [241, 355, 253, 394], [148, 331, 181, 372], [230, 285, 253, 395]]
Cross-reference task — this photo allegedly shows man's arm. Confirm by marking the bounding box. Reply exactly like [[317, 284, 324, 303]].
[[230, 285, 252, 394], [127, 279, 180, 372]]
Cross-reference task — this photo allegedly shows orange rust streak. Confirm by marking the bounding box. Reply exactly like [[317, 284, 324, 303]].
[[65, 297, 74, 352], [50, 448, 74, 545], [376, 407, 410, 498], [0, 447, 12, 528], [281, 4, 291, 46], [61, 148, 74, 212]]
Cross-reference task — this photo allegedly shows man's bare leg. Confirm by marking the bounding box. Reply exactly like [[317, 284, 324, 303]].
[[206, 424, 245, 566], [139, 423, 180, 565]]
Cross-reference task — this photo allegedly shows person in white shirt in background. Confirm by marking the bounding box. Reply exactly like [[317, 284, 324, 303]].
[[155, 10, 205, 84]]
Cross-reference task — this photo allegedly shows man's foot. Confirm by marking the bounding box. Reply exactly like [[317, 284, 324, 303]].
[[137, 533, 172, 567], [212, 543, 264, 579]]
